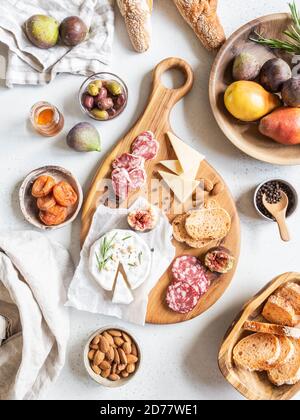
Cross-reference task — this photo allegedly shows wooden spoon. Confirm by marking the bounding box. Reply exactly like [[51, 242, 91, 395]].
[[262, 191, 290, 242]]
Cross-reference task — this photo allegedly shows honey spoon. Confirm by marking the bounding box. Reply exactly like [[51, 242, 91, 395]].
[[262, 191, 290, 242]]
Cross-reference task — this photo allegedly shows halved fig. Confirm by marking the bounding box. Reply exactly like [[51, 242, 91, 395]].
[[204, 246, 235, 274], [32, 175, 55, 198], [127, 207, 158, 232]]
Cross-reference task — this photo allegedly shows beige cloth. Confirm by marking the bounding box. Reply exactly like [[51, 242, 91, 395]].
[[0, 231, 74, 400]]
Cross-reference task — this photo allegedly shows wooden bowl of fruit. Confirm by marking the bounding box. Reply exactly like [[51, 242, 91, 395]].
[[209, 4, 300, 165], [19, 165, 83, 230]]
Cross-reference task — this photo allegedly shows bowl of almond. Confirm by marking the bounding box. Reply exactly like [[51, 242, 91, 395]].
[[84, 326, 141, 387]]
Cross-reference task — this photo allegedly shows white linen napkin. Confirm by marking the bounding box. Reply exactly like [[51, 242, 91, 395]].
[[67, 198, 176, 325], [0, 0, 114, 87], [0, 231, 74, 400], [0, 316, 6, 346]]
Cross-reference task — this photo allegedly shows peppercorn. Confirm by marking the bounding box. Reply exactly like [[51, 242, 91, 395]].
[[256, 180, 295, 220]]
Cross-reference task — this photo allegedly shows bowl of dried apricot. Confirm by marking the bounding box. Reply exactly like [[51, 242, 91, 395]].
[[19, 165, 83, 230], [84, 327, 141, 388]]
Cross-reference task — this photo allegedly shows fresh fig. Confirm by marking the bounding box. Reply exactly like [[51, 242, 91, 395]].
[[232, 53, 261, 81], [260, 58, 292, 93], [59, 16, 88, 47], [67, 122, 101, 152], [127, 207, 158, 232], [25, 15, 59, 49], [259, 107, 300, 145], [204, 247, 235, 274], [282, 78, 300, 107]]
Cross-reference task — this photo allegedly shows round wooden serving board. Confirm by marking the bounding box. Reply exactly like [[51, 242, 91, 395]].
[[219, 272, 300, 400], [81, 57, 241, 324], [210, 13, 300, 165]]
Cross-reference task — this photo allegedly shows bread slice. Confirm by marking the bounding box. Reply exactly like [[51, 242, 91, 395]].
[[275, 336, 295, 367], [244, 320, 300, 339], [262, 295, 298, 327], [277, 282, 300, 315], [233, 333, 281, 372], [185, 207, 231, 241], [268, 338, 300, 386]]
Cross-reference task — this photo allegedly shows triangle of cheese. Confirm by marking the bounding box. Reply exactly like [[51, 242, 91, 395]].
[[159, 171, 200, 203], [160, 160, 183, 175], [112, 272, 134, 305], [167, 132, 205, 180]]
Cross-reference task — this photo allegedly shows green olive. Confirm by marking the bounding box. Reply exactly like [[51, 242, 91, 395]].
[[93, 79, 103, 89], [87, 83, 99, 96], [90, 108, 109, 121], [106, 80, 122, 96]]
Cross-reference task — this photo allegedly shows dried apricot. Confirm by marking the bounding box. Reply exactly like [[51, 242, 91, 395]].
[[37, 194, 56, 211], [32, 175, 55, 198], [39, 205, 68, 226], [53, 181, 78, 207]]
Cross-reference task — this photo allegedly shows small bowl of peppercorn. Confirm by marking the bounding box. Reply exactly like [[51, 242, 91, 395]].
[[79, 72, 128, 121], [254, 179, 298, 221]]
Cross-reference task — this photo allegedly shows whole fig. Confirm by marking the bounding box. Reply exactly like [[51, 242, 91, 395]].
[[59, 16, 88, 47], [67, 122, 101, 152], [282, 78, 300, 107], [25, 15, 59, 49], [260, 58, 292, 93], [232, 53, 261, 81]]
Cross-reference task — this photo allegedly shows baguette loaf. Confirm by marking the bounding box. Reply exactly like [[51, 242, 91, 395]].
[[262, 295, 298, 327], [117, 0, 152, 53], [173, 0, 226, 50]]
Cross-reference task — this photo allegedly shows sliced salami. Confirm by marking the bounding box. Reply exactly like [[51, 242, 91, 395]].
[[166, 281, 201, 314], [132, 132, 159, 161], [128, 168, 146, 189], [171, 255, 210, 294], [111, 167, 131, 199], [112, 153, 144, 171]]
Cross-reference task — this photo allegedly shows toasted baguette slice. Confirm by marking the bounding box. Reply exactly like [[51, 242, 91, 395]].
[[268, 338, 300, 386], [277, 282, 300, 315], [244, 320, 300, 339], [262, 295, 298, 327], [233, 333, 281, 372], [185, 207, 231, 241], [275, 336, 295, 367]]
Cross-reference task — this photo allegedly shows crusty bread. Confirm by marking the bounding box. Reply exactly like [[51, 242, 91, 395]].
[[262, 295, 298, 327], [173, 0, 226, 50], [185, 207, 231, 241], [117, 0, 152, 53], [244, 320, 300, 340], [268, 338, 300, 386], [275, 336, 295, 367], [277, 282, 300, 315], [233, 333, 281, 372]]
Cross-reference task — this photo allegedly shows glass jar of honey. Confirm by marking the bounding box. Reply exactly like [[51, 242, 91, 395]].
[[30, 101, 64, 137]]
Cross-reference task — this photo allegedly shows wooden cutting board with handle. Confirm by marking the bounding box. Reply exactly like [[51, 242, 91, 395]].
[[81, 57, 240, 324]]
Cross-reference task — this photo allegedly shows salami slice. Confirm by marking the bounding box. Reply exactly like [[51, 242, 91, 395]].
[[171, 255, 210, 295], [132, 132, 159, 161], [112, 153, 144, 171], [128, 168, 146, 189], [111, 167, 131, 199], [166, 281, 201, 314]]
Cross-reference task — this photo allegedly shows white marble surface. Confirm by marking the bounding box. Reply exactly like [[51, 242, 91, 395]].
[[0, 0, 299, 401]]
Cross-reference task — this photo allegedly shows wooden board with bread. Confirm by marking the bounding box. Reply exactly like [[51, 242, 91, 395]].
[[219, 272, 300, 400]]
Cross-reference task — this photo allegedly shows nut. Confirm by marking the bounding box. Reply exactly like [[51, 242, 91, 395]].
[[103, 331, 114, 346], [131, 343, 138, 357], [99, 360, 111, 370], [127, 354, 138, 364], [111, 363, 117, 375], [93, 350, 105, 366], [114, 336, 125, 347], [203, 179, 214, 192], [89, 344, 98, 350], [88, 350, 95, 361], [109, 374, 120, 381], [122, 342, 132, 355], [92, 335, 100, 345], [99, 336, 110, 353], [107, 330, 122, 337], [211, 181, 224, 196], [114, 348, 120, 364], [105, 346, 114, 362], [122, 332, 132, 344], [118, 348, 128, 365], [106, 80, 122, 96], [91, 364, 101, 375], [117, 364, 126, 373], [126, 364, 135, 374], [121, 371, 129, 378], [101, 368, 111, 378]]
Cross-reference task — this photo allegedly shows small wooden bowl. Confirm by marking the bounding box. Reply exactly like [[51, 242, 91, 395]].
[[83, 326, 142, 388], [218, 272, 300, 400], [209, 13, 300, 165], [19, 165, 83, 231]]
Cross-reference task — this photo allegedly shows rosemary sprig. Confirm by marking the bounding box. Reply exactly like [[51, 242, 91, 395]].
[[250, 1, 300, 54], [96, 233, 117, 271]]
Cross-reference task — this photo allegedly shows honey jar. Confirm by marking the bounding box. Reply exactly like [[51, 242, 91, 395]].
[[30, 101, 64, 137]]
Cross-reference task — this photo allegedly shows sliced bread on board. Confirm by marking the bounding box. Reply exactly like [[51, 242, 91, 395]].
[[277, 282, 300, 315], [244, 320, 300, 339], [268, 338, 300, 386], [185, 207, 231, 241], [262, 295, 298, 327], [276, 336, 295, 367]]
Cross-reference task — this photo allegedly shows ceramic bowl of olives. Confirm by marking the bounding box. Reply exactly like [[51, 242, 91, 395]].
[[79, 72, 128, 121]]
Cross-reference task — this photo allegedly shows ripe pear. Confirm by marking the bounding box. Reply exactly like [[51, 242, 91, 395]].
[[259, 108, 300, 145], [224, 81, 281, 122], [25, 15, 59, 49]]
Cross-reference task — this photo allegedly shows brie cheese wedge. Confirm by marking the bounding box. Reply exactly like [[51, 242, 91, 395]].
[[112, 272, 134, 305]]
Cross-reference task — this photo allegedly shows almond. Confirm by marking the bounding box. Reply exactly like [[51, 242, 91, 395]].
[[92, 335, 100, 345], [121, 371, 129, 378], [211, 181, 224, 196], [91, 364, 101, 375], [122, 332, 132, 344], [107, 329, 122, 337], [99, 361, 111, 370], [118, 348, 128, 365], [101, 368, 111, 378], [131, 343, 138, 357], [117, 364, 126, 373], [93, 350, 105, 366], [204, 179, 214, 192], [105, 346, 114, 362], [127, 354, 138, 364], [114, 348, 120, 364], [109, 374, 120, 381], [126, 363, 135, 374], [99, 335, 110, 353], [88, 350, 95, 361], [89, 344, 99, 350], [114, 337, 124, 347], [122, 342, 132, 355], [111, 363, 117, 375], [103, 331, 114, 346]]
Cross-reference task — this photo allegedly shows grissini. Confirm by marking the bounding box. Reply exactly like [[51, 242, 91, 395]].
[[173, 0, 226, 51], [117, 0, 153, 53]]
